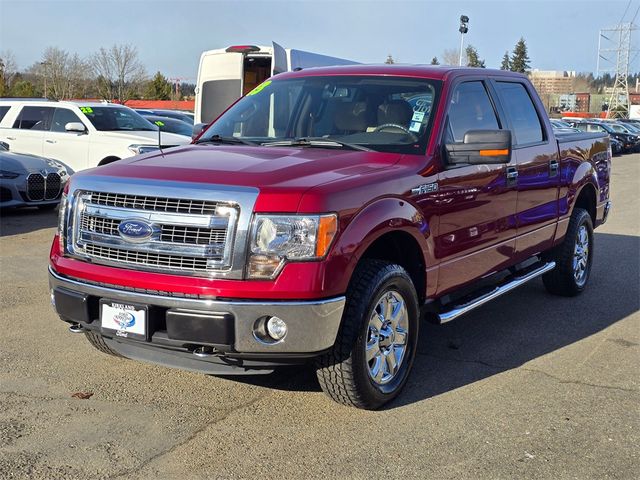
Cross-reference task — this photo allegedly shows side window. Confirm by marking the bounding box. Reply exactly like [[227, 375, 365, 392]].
[[12, 106, 55, 130], [51, 108, 83, 133], [0, 106, 10, 123], [446, 81, 499, 143], [494, 82, 543, 145]]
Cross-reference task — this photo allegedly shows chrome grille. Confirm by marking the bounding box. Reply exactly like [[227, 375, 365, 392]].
[[72, 190, 238, 276], [88, 191, 220, 215], [84, 244, 209, 272]]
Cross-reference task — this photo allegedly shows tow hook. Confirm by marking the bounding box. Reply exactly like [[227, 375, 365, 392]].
[[68, 323, 84, 334]]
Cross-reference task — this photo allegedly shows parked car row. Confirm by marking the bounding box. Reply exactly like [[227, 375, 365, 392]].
[[0, 100, 192, 174], [560, 117, 640, 155]]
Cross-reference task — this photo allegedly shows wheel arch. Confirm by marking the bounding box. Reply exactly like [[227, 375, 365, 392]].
[[326, 197, 432, 303]]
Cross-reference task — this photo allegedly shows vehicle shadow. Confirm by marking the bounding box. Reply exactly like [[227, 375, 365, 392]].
[[228, 232, 640, 407], [0, 206, 59, 237]]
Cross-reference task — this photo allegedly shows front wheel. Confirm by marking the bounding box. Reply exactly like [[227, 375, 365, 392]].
[[543, 207, 594, 296], [316, 260, 419, 409]]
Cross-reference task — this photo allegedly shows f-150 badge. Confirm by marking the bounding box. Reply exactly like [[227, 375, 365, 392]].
[[411, 183, 439, 195]]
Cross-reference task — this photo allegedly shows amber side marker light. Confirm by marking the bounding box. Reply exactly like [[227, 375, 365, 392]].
[[316, 215, 338, 257], [479, 149, 509, 156]]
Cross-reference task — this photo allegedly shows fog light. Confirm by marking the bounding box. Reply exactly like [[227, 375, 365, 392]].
[[266, 316, 287, 341]]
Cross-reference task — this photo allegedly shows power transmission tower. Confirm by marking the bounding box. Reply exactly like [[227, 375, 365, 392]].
[[598, 22, 637, 118]]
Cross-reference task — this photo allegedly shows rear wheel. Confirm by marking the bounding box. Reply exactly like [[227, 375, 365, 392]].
[[84, 331, 125, 358], [316, 260, 419, 409], [543, 207, 594, 296]]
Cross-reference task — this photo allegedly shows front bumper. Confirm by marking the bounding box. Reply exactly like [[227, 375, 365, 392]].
[[49, 266, 345, 363]]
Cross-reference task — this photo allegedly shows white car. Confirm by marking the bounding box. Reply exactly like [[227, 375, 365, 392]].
[[0, 101, 191, 172]]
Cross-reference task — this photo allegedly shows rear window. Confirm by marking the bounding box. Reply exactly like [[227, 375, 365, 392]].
[[12, 106, 55, 130], [0, 106, 10, 123], [494, 82, 544, 145], [201, 80, 241, 123]]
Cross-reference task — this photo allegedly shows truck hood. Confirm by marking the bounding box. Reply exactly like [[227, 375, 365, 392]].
[[88, 144, 401, 195], [97, 130, 191, 146], [86, 145, 402, 211]]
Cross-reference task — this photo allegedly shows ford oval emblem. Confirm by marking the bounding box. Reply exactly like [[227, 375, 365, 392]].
[[118, 219, 154, 242]]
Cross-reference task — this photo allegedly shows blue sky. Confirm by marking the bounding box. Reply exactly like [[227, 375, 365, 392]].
[[0, 0, 636, 78]]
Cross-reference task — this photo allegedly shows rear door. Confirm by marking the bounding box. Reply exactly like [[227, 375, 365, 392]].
[[491, 80, 560, 258], [43, 107, 90, 172], [196, 51, 243, 124], [434, 79, 518, 295], [7, 106, 54, 156]]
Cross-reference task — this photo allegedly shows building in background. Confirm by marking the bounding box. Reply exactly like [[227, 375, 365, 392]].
[[530, 70, 576, 95]]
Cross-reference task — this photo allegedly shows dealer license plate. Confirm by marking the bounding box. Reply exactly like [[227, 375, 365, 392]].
[[100, 300, 147, 340]]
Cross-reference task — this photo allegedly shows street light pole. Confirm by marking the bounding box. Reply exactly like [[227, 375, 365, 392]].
[[459, 15, 469, 66]]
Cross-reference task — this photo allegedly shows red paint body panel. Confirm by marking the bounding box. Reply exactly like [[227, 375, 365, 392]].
[[49, 66, 611, 303]]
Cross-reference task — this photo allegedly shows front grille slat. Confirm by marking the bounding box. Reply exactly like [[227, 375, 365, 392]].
[[84, 244, 209, 272], [89, 191, 219, 215]]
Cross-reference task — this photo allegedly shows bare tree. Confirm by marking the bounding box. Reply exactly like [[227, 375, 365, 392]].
[[0, 50, 18, 90], [31, 47, 91, 100], [92, 44, 146, 102], [441, 48, 462, 66]]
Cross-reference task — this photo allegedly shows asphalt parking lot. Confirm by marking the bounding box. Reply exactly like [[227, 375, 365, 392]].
[[0, 154, 638, 480]]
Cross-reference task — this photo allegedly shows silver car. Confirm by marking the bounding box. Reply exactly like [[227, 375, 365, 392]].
[[0, 143, 70, 210]]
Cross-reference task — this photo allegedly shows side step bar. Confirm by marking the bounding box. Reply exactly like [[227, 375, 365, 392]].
[[437, 261, 556, 324]]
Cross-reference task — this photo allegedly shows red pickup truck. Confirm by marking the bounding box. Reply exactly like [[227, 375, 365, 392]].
[[49, 66, 611, 409]]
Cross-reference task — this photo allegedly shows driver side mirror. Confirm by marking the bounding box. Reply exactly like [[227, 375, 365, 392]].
[[65, 122, 87, 134], [446, 129, 512, 165]]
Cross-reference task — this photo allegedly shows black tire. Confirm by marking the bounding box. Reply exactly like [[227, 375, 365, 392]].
[[84, 331, 125, 358], [543, 207, 594, 297], [316, 260, 419, 409]]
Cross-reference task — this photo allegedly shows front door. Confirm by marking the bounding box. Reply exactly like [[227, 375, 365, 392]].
[[6, 106, 54, 156], [43, 107, 90, 172], [434, 80, 518, 295]]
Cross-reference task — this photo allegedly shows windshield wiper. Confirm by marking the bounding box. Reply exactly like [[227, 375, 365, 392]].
[[195, 135, 256, 146], [261, 137, 372, 152]]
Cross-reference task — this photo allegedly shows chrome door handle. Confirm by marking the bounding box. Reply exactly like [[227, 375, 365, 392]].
[[549, 159, 559, 177], [506, 166, 518, 187], [6, 136, 15, 140], [45, 139, 56, 144]]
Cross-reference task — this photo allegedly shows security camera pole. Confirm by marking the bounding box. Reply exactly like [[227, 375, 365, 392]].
[[459, 15, 469, 66]]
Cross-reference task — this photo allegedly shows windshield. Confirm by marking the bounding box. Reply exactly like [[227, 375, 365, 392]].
[[199, 76, 441, 155], [149, 117, 192, 136], [81, 106, 156, 131], [609, 124, 630, 133]]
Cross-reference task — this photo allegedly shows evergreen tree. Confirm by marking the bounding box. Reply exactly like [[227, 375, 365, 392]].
[[510, 38, 530, 73], [145, 71, 172, 100], [465, 45, 485, 68], [10, 80, 37, 97], [430, 57, 440, 65], [500, 51, 510, 70]]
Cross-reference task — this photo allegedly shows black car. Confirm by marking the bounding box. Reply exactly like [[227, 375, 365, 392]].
[[573, 121, 640, 153], [136, 109, 194, 124], [145, 116, 193, 137]]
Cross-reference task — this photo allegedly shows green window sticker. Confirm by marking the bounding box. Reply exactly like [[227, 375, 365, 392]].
[[154, 121, 165, 127], [247, 80, 272, 96], [80, 106, 93, 114]]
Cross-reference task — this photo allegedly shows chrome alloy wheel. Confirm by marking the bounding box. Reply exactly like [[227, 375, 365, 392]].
[[365, 290, 409, 386], [573, 224, 590, 287]]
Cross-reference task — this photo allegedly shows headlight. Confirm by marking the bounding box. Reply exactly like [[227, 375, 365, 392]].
[[58, 191, 68, 255], [128, 144, 159, 155], [0, 170, 19, 179], [247, 214, 337, 279]]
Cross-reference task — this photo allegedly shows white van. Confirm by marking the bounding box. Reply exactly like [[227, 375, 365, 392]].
[[195, 42, 357, 124], [0, 100, 191, 172]]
